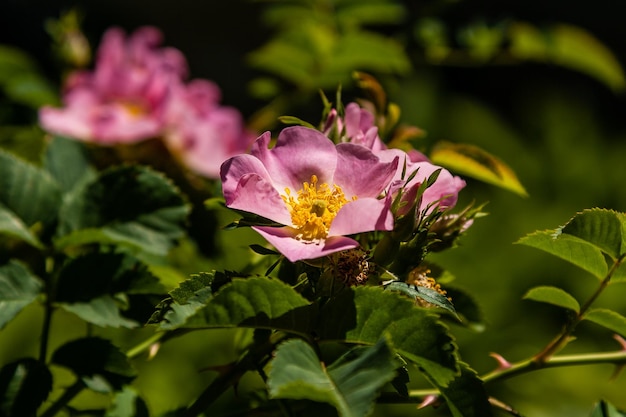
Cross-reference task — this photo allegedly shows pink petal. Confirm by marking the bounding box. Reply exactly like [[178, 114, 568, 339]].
[[334, 143, 398, 198], [220, 156, 292, 224], [253, 226, 359, 262], [329, 197, 394, 236], [251, 127, 338, 192]]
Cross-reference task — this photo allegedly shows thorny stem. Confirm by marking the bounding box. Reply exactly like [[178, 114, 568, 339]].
[[532, 254, 625, 364]]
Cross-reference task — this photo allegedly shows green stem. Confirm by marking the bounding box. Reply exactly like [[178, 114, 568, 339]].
[[533, 254, 625, 364]]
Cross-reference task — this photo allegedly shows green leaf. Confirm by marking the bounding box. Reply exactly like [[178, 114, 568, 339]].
[[430, 141, 527, 197], [384, 280, 456, 315], [0, 205, 43, 248], [160, 276, 312, 333], [516, 230, 608, 280], [560, 209, 625, 260], [584, 308, 626, 338], [55, 165, 190, 256], [44, 136, 96, 193], [0, 358, 53, 417], [437, 362, 493, 417], [105, 386, 149, 417], [589, 400, 626, 417], [52, 337, 136, 392], [0, 149, 62, 228], [523, 286, 580, 313], [0, 261, 43, 330], [509, 22, 626, 93], [317, 287, 458, 386], [268, 338, 399, 417], [59, 296, 139, 329], [54, 252, 165, 327]]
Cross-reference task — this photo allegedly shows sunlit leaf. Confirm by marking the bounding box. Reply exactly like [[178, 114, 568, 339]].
[[55, 165, 190, 256], [516, 230, 608, 280], [430, 142, 527, 197], [589, 399, 626, 417], [161, 276, 312, 334], [560, 209, 625, 260], [0, 149, 62, 228], [584, 308, 626, 338], [0, 260, 43, 330], [509, 22, 626, 92], [317, 287, 459, 386], [0, 205, 43, 248], [268, 338, 398, 417], [0, 358, 52, 417], [523, 286, 580, 313], [52, 337, 136, 392]]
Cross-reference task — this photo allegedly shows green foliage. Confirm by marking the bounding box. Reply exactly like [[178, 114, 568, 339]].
[[0, 149, 62, 229], [55, 164, 190, 257], [0, 358, 52, 417], [583, 309, 626, 339], [415, 19, 626, 93], [52, 337, 136, 392], [268, 337, 399, 417], [523, 286, 580, 313], [0, 261, 43, 330], [0, 206, 43, 249], [517, 209, 626, 280]]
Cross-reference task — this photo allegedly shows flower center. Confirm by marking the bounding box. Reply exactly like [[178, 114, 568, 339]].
[[282, 175, 355, 241]]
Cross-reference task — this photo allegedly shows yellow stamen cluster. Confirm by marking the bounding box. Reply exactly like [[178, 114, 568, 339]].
[[121, 100, 147, 118], [282, 175, 355, 241]]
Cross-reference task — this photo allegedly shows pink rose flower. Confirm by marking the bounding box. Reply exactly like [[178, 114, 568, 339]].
[[220, 126, 399, 262], [39, 26, 186, 143]]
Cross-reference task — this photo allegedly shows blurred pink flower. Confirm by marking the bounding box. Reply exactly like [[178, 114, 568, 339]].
[[39, 26, 186, 143], [165, 80, 256, 178], [220, 126, 399, 262], [39, 26, 254, 179]]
